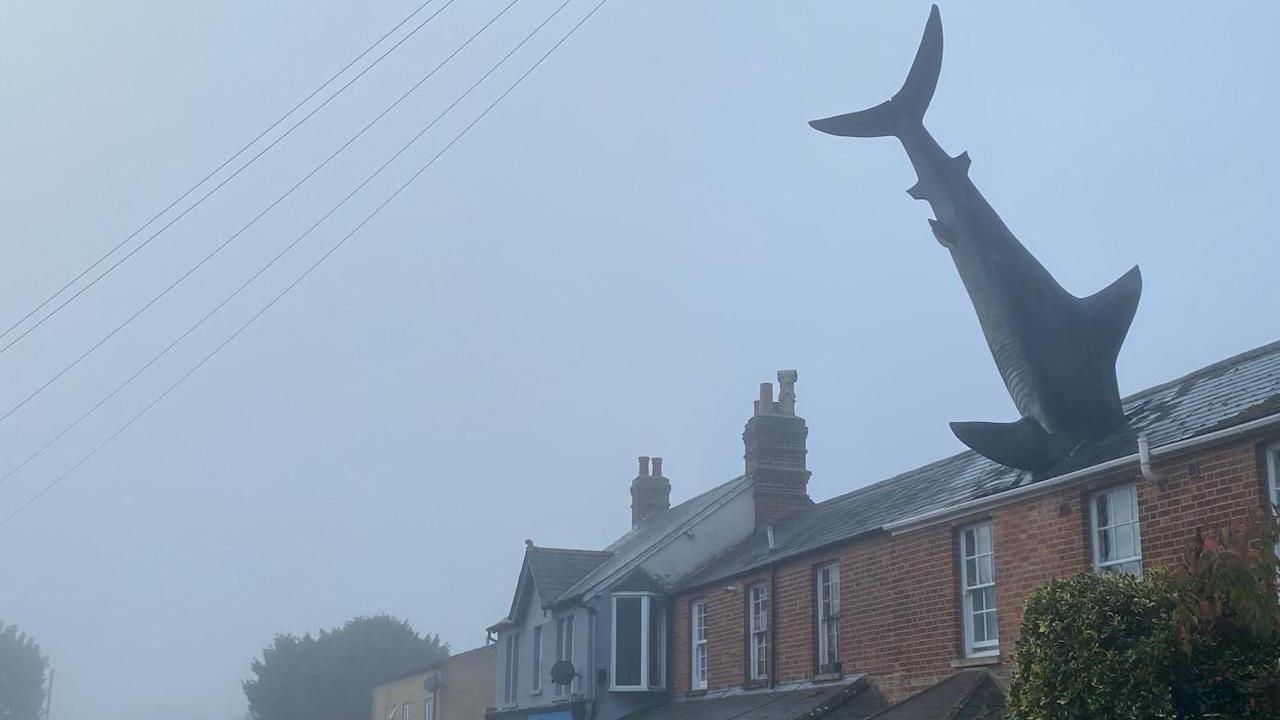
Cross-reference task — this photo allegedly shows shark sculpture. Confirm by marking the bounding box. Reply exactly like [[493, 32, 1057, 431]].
[[810, 5, 1141, 471]]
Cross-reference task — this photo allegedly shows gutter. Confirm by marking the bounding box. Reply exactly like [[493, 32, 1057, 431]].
[[884, 412, 1280, 535]]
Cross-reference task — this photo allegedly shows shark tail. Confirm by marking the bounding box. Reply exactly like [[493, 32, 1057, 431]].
[[808, 4, 943, 138]]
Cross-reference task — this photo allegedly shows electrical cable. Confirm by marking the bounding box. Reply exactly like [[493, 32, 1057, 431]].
[[0, 0, 615, 526], [0, 0, 456, 356]]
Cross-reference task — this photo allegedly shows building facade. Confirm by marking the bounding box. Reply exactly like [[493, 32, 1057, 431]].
[[666, 341, 1280, 708], [485, 375, 826, 720], [373, 645, 497, 720]]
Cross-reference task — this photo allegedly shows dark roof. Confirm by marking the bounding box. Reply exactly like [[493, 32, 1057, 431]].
[[527, 547, 613, 604], [552, 475, 752, 603], [376, 644, 497, 686], [492, 476, 754, 628], [682, 339, 1280, 590], [618, 676, 885, 720], [868, 671, 1003, 720]]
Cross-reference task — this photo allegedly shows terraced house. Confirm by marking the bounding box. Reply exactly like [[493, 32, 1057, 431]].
[[652, 341, 1280, 718], [485, 373, 816, 720]]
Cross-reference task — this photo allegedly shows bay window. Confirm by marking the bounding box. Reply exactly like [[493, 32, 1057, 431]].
[[1091, 484, 1143, 576], [611, 593, 665, 690], [691, 600, 707, 690], [959, 522, 998, 657], [554, 615, 575, 696], [748, 583, 769, 681], [815, 563, 840, 672]]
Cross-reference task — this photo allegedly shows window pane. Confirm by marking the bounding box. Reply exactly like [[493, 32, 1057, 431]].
[[964, 529, 976, 556], [1098, 527, 1114, 561], [984, 609, 999, 641], [971, 611, 986, 642], [615, 597, 643, 687], [977, 525, 991, 554], [965, 558, 978, 586], [1095, 494, 1110, 527], [978, 555, 993, 585], [1114, 523, 1135, 558], [649, 601, 663, 687], [1113, 486, 1133, 522]]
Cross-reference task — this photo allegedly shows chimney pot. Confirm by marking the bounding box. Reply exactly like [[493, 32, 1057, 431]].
[[743, 372, 811, 528], [630, 456, 671, 527], [777, 369, 798, 415], [758, 383, 774, 415]]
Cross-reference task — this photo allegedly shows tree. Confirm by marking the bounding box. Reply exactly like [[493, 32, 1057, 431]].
[[1007, 517, 1280, 720], [243, 615, 446, 720], [0, 622, 49, 720]]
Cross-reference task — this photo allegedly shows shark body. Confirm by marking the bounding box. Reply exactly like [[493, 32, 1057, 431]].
[[811, 6, 1141, 471]]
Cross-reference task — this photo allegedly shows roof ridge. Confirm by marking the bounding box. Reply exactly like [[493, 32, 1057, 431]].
[[808, 337, 1280, 514], [528, 546, 613, 556], [1120, 337, 1280, 404], [447, 644, 496, 660], [863, 671, 978, 720]]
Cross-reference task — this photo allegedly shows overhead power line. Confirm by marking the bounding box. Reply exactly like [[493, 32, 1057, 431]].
[[0, 0, 533, 485], [0, 0, 615, 527], [0, 0, 455, 356], [0, 0, 527, 427]]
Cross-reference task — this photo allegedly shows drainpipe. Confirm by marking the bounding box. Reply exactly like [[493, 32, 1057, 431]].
[[587, 604, 599, 720], [1138, 433, 1164, 487]]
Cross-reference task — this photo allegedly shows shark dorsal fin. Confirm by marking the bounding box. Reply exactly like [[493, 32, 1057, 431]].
[[1082, 265, 1142, 361]]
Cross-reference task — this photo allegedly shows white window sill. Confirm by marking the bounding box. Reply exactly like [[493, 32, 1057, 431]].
[[952, 653, 1001, 668], [609, 686, 665, 693]]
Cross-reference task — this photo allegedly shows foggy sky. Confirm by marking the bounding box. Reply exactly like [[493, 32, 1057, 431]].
[[2, 2, 1278, 718]]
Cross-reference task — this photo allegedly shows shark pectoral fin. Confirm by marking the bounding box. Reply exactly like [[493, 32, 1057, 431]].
[[1083, 265, 1142, 360], [950, 416, 1068, 471], [927, 218, 952, 247]]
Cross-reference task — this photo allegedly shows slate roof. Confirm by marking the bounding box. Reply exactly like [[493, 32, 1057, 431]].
[[551, 474, 753, 604], [492, 475, 755, 628], [527, 547, 613, 604], [682, 339, 1280, 590], [618, 676, 885, 720], [867, 671, 1003, 720]]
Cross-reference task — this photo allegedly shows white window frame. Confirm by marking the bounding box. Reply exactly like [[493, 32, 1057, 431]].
[[815, 563, 840, 672], [503, 631, 521, 705], [531, 624, 543, 693], [402, 702, 411, 720], [1267, 443, 1279, 558], [1091, 484, 1143, 577], [748, 583, 769, 681], [424, 691, 434, 720], [691, 599, 708, 691], [610, 592, 665, 691], [959, 522, 999, 657], [554, 614, 576, 697]]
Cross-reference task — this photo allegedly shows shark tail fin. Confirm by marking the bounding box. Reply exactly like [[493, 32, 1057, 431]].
[[808, 4, 943, 138], [951, 416, 1073, 472], [1083, 265, 1142, 361]]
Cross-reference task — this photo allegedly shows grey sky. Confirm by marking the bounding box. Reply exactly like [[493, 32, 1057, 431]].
[[2, 1, 1276, 718]]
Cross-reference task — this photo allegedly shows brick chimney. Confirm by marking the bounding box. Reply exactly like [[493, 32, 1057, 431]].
[[631, 456, 671, 527], [744, 370, 812, 527]]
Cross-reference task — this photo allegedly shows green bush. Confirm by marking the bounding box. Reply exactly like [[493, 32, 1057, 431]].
[[1006, 520, 1280, 720]]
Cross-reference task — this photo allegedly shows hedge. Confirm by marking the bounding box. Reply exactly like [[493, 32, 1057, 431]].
[[1006, 522, 1280, 720]]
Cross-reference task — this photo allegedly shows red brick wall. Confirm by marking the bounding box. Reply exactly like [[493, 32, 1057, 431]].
[[672, 435, 1276, 704]]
